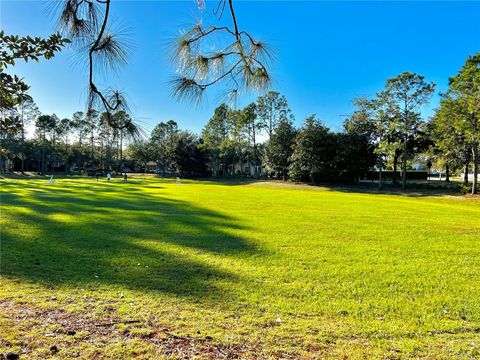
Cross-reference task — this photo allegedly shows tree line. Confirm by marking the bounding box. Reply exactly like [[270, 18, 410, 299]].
[[345, 54, 479, 194], [0, 104, 138, 174], [125, 54, 479, 194], [1, 53, 478, 194]]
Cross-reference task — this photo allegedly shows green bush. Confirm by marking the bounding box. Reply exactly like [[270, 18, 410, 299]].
[[458, 183, 480, 194]]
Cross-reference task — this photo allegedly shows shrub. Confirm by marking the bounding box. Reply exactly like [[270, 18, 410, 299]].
[[458, 183, 480, 194]]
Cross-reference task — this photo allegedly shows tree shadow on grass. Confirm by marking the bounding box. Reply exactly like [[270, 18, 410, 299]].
[[0, 180, 258, 301], [318, 182, 459, 197], [247, 180, 461, 198], [187, 177, 461, 198]]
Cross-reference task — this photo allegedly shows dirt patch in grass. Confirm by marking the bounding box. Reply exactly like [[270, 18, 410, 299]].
[[463, 194, 480, 199], [0, 301, 259, 359]]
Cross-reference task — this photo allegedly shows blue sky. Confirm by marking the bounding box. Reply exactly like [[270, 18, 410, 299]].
[[2, 1, 479, 134]]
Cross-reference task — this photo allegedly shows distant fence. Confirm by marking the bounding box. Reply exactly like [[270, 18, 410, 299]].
[[364, 171, 428, 181]]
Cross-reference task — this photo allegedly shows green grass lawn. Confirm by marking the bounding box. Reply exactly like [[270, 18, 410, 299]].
[[1, 176, 479, 359]]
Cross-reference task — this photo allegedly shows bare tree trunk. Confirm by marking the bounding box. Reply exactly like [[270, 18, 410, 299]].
[[445, 163, 450, 182], [378, 169, 383, 190], [232, 145, 236, 178], [78, 135, 82, 175], [120, 131, 123, 169], [378, 158, 383, 190], [99, 136, 103, 170], [464, 160, 470, 185], [65, 137, 69, 173], [42, 132, 46, 174], [401, 140, 407, 190], [90, 127, 94, 165], [253, 128, 258, 179], [20, 101, 25, 174], [393, 152, 398, 184], [402, 103, 408, 190], [269, 102, 273, 138], [115, 136, 118, 171], [472, 144, 478, 195], [42, 146, 46, 174], [105, 135, 109, 171]]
